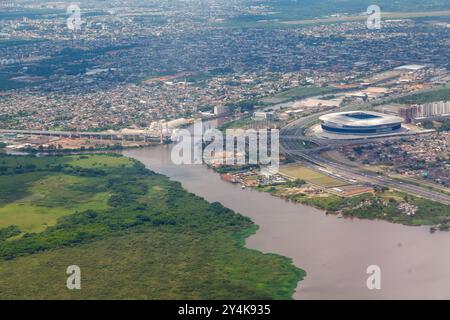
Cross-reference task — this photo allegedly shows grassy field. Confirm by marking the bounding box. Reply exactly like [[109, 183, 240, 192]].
[[0, 155, 128, 236], [219, 117, 258, 131], [260, 86, 339, 104], [391, 85, 450, 105], [263, 180, 450, 228], [0, 174, 110, 235], [216, 6, 450, 29], [67, 156, 133, 169], [0, 154, 304, 299], [218, 116, 281, 132], [280, 165, 347, 188], [279, 10, 450, 26]]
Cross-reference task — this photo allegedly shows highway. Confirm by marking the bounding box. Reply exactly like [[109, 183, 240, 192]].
[[0, 129, 164, 143], [279, 102, 450, 205]]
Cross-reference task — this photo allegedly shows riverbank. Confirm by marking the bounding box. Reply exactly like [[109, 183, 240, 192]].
[[0, 153, 304, 299], [210, 162, 450, 231], [124, 146, 450, 299], [259, 184, 450, 231]]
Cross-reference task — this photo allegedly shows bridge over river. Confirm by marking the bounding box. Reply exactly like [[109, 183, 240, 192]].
[[0, 129, 170, 143]]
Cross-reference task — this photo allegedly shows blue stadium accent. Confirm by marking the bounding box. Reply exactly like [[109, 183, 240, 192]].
[[321, 124, 401, 134], [344, 113, 381, 120]]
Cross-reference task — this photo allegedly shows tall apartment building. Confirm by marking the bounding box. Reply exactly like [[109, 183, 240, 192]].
[[214, 105, 229, 116], [416, 101, 450, 118], [399, 101, 450, 122]]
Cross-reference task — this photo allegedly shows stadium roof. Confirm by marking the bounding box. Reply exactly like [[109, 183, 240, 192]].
[[319, 111, 403, 126], [394, 64, 426, 71]]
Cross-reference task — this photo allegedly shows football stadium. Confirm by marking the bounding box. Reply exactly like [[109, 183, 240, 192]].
[[319, 111, 403, 135]]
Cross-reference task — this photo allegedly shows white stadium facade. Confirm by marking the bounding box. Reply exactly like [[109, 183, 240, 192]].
[[319, 111, 403, 135]]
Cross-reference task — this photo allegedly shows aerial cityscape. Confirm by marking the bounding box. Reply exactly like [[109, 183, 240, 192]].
[[0, 0, 450, 305]]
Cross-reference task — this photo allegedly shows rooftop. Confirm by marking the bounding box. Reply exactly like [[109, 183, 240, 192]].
[[319, 110, 404, 126]]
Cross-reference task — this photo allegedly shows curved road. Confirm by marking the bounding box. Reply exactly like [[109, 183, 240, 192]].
[[280, 103, 450, 205]]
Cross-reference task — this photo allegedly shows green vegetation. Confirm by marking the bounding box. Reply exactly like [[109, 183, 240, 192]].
[[215, 164, 260, 174], [226, 99, 261, 112], [0, 9, 64, 20], [0, 226, 21, 241], [0, 173, 110, 234], [218, 117, 256, 131], [268, 0, 450, 20], [390, 175, 450, 197], [284, 179, 306, 188], [0, 43, 141, 90], [280, 165, 347, 188], [263, 183, 450, 228], [218, 116, 281, 132], [417, 118, 450, 132], [437, 120, 450, 132], [216, 1, 450, 28], [392, 86, 450, 105], [0, 154, 303, 299], [260, 86, 339, 105]]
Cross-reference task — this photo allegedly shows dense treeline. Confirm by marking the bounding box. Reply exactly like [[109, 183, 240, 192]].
[[392, 87, 450, 105], [0, 158, 250, 259], [0, 154, 303, 299], [0, 226, 21, 241]]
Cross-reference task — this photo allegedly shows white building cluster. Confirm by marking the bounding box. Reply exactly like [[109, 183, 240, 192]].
[[416, 101, 450, 119]]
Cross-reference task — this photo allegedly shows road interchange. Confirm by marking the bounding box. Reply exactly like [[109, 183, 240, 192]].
[[279, 104, 450, 205]]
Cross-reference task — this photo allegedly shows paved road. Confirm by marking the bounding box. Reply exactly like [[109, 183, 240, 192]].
[[0, 129, 163, 142], [279, 100, 450, 205]]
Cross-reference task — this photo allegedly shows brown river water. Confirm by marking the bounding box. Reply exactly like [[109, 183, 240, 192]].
[[123, 144, 450, 300]]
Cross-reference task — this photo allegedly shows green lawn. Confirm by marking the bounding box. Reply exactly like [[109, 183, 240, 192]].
[[280, 165, 347, 188], [260, 86, 340, 104], [67, 155, 134, 169], [0, 156, 133, 233]]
